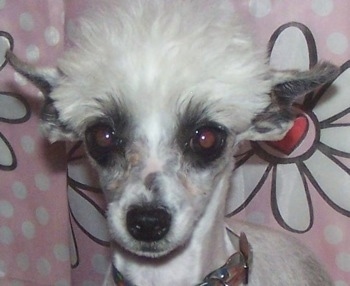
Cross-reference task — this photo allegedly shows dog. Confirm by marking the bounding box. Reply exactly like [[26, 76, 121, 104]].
[[6, 0, 339, 285]]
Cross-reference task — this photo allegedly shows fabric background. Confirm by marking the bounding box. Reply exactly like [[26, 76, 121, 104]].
[[0, 1, 349, 285]]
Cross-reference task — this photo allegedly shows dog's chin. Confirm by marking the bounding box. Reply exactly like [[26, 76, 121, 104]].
[[114, 234, 189, 259]]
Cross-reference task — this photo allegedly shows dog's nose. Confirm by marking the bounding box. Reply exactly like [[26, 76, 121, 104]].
[[126, 207, 171, 242]]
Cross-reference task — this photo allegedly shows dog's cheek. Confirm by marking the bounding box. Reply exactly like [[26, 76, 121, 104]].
[[95, 166, 130, 201]]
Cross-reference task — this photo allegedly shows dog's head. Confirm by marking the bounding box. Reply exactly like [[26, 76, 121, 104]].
[[7, 0, 338, 258]]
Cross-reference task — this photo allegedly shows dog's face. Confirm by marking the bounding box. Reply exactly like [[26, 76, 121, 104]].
[[7, 0, 338, 259]]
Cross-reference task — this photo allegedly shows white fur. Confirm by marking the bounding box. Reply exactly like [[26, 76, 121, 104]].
[[8, 0, 335, 285], [53, 0, 271, 138]]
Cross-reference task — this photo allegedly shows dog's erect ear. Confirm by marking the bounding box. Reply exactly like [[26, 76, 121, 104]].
[[6, 50, 78, 142], [239, 62, 339, 142]]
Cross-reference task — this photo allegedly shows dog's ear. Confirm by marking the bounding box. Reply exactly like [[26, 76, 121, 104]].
[[239, 62, 339, 142], [6, 50, 78, 142]]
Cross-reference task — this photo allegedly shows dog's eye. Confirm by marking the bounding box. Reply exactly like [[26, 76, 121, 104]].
[[187, 126, 227, 163], [85, 123, 125, 165]]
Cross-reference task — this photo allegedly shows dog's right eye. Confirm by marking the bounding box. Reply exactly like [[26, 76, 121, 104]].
[[85, 123, 125, 165]]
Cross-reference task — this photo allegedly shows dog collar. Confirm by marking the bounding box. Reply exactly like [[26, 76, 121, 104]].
[[112, 231, 252, 286]]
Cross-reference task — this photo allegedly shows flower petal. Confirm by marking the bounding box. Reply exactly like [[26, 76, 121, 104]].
[[0, 133, 16, 170], [314, 61, 350, 122], [303, 149, 350, 215], [268, 22, 317, 71], [226, 154, 270, 216], [68, 158, 101, 190], [0, 31, 14, 70], [68, 186, 110, 245], [320, 126, 350, 156], [69, 218, 79, 268], [0, 92, 30, 123], [68, 142, 101, 191], [272, 164, 312, 233]]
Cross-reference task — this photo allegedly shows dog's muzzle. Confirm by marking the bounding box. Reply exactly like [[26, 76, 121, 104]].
[[126, 206, 172, 242]]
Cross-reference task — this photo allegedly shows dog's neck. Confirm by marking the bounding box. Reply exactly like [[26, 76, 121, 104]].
[[112, 176, 235, 286]]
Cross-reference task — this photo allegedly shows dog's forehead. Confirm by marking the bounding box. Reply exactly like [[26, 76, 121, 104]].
[[53, 0, 273, 134]]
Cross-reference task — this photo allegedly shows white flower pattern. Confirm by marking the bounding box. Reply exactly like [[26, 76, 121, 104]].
[[0, 31, 31, 171], [67, 142, 110, 267], [226, 22, 350, 233]]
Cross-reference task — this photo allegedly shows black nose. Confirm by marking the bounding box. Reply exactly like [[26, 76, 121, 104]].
[[126, 207, 171, 242]]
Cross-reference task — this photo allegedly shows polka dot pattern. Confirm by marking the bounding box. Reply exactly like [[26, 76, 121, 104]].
[[1, 3, 68, 283], [36, 257, 52, 276], [249, 0, 272, 18], [0, 0, 6, 10], [0, 226, 14, 245], [21, 221, 36, 240], [0, 200, 14, 218], [336, 253, 350, 272], [36, 206, 50, 225], [327, 32, 349, 55], [11, 181, 27, 199], [35, 173, 51, 191], [324, 225, 344, 245], [45, 26, 60, 46], [19, 12, 34, 31], [0, 1, 349, 285], [311, 0, 334, 16], [54, 244, 70, 262]]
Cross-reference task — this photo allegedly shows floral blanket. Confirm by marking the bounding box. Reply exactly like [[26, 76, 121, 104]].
[[0, 1, 349, 285]]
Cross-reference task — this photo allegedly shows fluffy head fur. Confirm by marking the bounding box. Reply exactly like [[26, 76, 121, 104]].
[[6, 0, 338, 284]]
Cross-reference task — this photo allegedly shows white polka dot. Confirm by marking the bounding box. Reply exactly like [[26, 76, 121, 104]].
[[82, 281, 97, 286], [12, 181, 27, 199], [21, 135, 35, 154], [35, 173, 50, 191], [336, 252, 350, 272], [25, 44, 40, 62], [22, 221, 36, 240], [55, 279, 70, 286], [0, 0, 6, 9], [327, 32, 349, 55], [312, 0, 334, 16], [249, 0, 271, 18], [36, 258, 51, 276], [19, 12, 34, 31], [11, 281, 24, 286], [54, 244, 70, 262], [45, 26, 60, 46], [0, 226, 13, 245], [36, 206, 50, 225], [92, 254, 109, 274], [324, 225, 343, 245], [0, 259, 6, 277], [335, 281, 349, 286], [16, 253, 29, 271], [0, 200, 14, 218], [14, 72, 28, 86]]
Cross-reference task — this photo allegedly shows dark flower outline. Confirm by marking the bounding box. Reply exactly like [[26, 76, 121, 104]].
[[0, 31, 31, 171], [226, 22, 350, 233]]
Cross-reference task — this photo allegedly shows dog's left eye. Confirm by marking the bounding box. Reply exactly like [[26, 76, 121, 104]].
[[187, 125, 227, 163], [85, 123, 125, 165]]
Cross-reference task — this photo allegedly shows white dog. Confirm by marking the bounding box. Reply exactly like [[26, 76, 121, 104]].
[[7, 0, 338, 285]]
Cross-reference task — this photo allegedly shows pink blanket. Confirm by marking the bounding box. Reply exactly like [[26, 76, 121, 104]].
[[0, 1, 349, 285]]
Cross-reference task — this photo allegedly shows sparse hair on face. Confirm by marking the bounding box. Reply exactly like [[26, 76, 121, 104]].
[[6, 0, 338, 285]]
